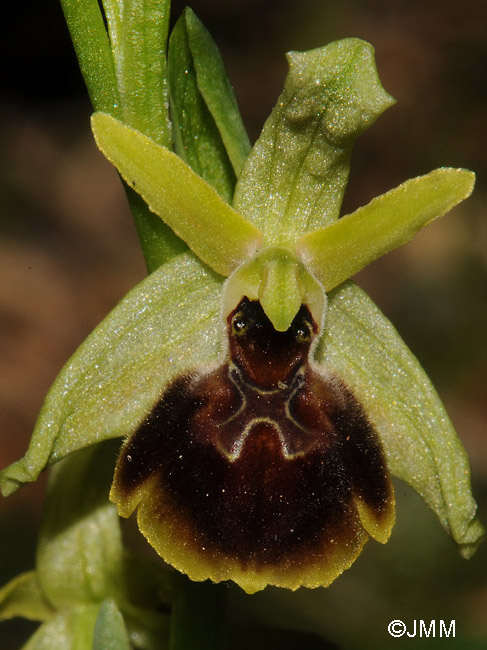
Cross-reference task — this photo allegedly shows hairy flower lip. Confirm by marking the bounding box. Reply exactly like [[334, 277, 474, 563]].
[[111, 298, 394, 593]]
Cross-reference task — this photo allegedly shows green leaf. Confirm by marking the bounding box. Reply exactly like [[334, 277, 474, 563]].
[[0, 571, 54, 622], [100, 0, 184, 271], [183, 8, 251, 176], [297, 168, 475, 291], [168, 12, 236, 202], [60, 0, 121, 116], [36, 441, 125, 608], [102, 0, 171, 147], [0, 254, 222, 496], [91, 113, 264, 276], [62, 0, 181, 271], [233, 38, 395, 243], [93, 599, 131, 650], [316, 281, 484, 557], [21, 605, 100, 650]]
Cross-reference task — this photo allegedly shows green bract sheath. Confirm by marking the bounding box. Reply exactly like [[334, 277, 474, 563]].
[[1, 34, 482, 597], [168, 5, 252, 203]]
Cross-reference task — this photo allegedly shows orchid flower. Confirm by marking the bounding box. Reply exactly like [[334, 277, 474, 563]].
[[0, 7, 482, 602]]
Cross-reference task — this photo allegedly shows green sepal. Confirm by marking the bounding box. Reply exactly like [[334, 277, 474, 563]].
[[233, 38, 395, 243], [316, 282, 484, 557], [92, 113, 264, 276], [182, 8, 251, 177], [168, 11, 236, 202], [36, 442, 126, 609], [0, 254, 223, 496], [223, 247, 325, 331], [0, 571, 54, 623], [297, 168, 475, 291], [20, 605, 100, 650], [93, 599, 131, 650]]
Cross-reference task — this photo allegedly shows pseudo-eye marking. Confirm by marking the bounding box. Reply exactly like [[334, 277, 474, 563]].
[[111, 298, 395, 592]]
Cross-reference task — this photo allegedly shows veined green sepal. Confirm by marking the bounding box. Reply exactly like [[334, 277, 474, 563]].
[[91, 112, 264, 276], [318, 281, 484, 557], [0, 254, 223, 496], [223, 247, 325, 331]]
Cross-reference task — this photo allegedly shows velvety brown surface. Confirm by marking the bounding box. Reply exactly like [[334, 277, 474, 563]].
[[116, 299, 392, 566]]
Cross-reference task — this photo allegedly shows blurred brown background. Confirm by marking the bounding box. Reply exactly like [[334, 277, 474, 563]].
[[1, 0, 486, 648]]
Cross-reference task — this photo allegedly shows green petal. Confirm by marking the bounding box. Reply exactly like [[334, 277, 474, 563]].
[[0, 254, 223, 496], [36, 442, 125, 609], [0, 571, 54, 623], [168, 11, 236, 202], [93, 599, 130, 650], [233, 38, 394, 243], [92, 113, 263, 276], [21, 605, 100, 650], [297, 168, 475, 291], [183, 8, 251, 176], [124, 184, 188, 274], [315, 282, 484, 557]]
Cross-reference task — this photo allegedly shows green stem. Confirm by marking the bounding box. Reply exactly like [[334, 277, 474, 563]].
[[169, 578, 227, 650]]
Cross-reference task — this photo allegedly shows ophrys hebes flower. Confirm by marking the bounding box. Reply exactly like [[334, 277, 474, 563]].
[[1, 35, 482, 595]]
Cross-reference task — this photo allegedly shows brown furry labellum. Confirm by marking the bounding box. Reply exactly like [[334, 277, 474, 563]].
[[110, 298, 395, 593]]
